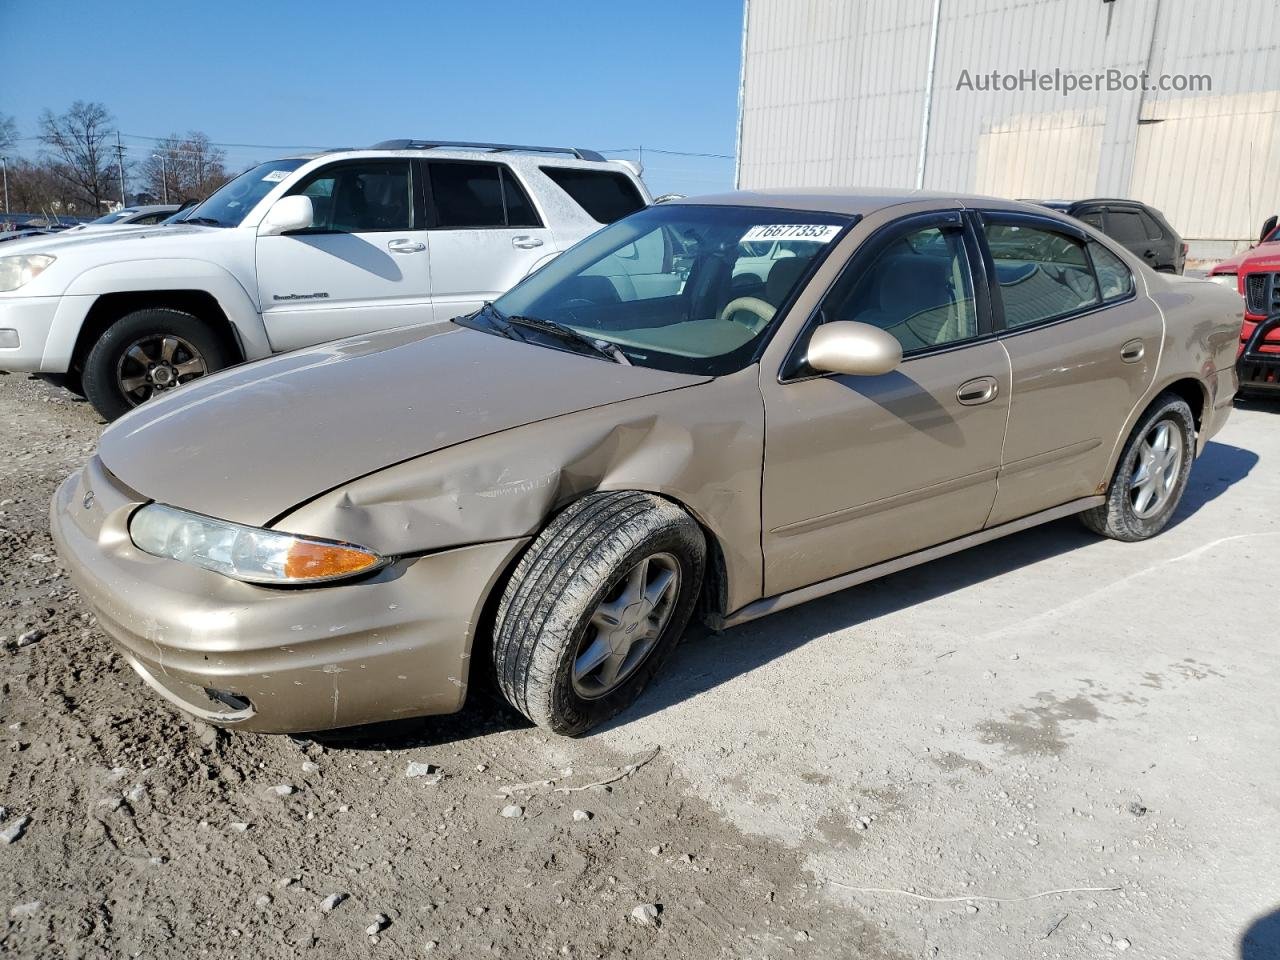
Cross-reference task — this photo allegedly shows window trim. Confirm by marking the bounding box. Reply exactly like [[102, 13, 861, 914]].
[[974, 209, 1135, 336], [779, 209, 994, 383], [283, 158, 417, 235], [420, 158, 545, 231]]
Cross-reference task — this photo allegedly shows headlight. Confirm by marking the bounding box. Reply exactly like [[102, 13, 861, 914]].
[[0, 254, 56, 292], [129, 503, 386, 585]]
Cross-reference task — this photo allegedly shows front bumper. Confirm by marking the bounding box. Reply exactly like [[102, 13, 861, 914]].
[[1237, 315, 1280, 394], [0, 295, 60, 372], [50, 456, 527, 733]]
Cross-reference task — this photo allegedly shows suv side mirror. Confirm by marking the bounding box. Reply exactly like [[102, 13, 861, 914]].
[[1261, 215, 1278, 244], [806, 321, 902, 377], [260, 195, 314, 236]]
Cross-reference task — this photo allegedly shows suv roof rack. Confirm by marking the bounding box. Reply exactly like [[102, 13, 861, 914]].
[[370, 139, 607, 163]]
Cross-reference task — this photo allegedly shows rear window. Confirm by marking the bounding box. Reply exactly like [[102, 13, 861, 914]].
[[540, 167, 645, 224]]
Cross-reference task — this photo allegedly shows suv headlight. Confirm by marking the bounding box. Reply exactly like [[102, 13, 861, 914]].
[[129, 503, 387, 585], [0, 254, 56, 292]]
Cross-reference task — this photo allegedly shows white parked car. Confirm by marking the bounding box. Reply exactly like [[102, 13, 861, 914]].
[[67, 204, 183, 232], [0, 140, 650, 419]]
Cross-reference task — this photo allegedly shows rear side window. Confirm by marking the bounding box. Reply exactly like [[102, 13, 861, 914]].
[[429, 161, 543, 229], [1138, 210, 1164, 240], [541, 167, 645, 224], [984, 221, 1101, 329], [1088, 241, 1134, 301], [1105, 210, 1148, 245]]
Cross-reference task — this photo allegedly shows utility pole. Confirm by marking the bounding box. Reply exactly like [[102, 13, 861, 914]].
[[152, 153, 169, 203], [1, 156, 8, 214], [115, 131, 127, 206]]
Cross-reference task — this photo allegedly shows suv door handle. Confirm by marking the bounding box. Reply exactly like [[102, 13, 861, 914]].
[[1121, 339, 1145, 363], [956, 376, 999, 406], [512, 236, 544, 249], [1142, 250, 1156, 259], [387, 239, 425, 254]]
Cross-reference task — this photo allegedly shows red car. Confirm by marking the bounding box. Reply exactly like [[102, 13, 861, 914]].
[[1234, 215, 1280, 395], [1208, 214, 1280, 289]]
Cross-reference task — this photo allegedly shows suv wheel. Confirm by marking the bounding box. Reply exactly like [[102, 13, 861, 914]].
[[492, 492, 705, 735], [82, 307, 230, 421], [1081, 392, 1195, 541]]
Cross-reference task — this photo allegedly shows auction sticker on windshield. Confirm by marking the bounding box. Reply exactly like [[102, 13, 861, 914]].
[[262, 170, 291, 182], [740, 224, 842, 243]]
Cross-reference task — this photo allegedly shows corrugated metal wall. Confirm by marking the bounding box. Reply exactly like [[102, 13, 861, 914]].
[[737, 0, 1280, 254]]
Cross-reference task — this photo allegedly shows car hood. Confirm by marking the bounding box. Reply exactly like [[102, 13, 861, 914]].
[[97, 322, 709, 527], [5, 222, 219, 255], [1214, 240, 1280, 274], [1241, 249, 1280, 274]]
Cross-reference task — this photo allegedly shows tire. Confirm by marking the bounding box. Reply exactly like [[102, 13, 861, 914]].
[[1080, 392, 1195, 541], [493, 492, 706, 735], [82, 307, 230, 421]]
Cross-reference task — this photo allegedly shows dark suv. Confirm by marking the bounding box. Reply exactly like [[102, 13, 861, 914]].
[[1032, 199, 1187, 274]]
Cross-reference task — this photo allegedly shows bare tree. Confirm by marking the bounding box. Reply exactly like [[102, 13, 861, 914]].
[[138, 131, 229, 203], [6, 158, 85, 216], [38, 101, 117, 210], [0, 113, 17, 153]]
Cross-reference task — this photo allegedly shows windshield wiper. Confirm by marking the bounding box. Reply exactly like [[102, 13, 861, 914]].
[[505, 314, 631, 365], [460, 301, 522, 340], [183, 216, 224, 227]]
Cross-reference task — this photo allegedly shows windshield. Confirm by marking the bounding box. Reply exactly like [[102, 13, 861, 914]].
[[184, 158, 307, 227], [89, 210, 133, 225], [490, 204, 851, 374]]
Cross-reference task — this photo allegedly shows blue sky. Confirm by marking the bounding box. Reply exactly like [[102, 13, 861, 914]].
[[0, 0, 743, 197]]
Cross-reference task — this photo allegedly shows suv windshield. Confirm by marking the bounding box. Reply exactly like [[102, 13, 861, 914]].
[[184, 159, 307, 227], [488, 204, 851, 375]]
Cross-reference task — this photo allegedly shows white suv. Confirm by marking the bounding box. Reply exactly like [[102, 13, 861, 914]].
[[0, 140, 650, 419]]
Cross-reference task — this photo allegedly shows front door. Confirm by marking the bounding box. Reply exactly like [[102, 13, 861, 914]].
[[422, 160, 556, 321], [257, 158, 431, 352], [760, 213, 1011, 596]]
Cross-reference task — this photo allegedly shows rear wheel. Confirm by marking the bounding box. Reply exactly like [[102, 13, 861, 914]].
[[82, 307, 230, 421], [1081, 392, 1195, 541], [492, 492, 705, 735]]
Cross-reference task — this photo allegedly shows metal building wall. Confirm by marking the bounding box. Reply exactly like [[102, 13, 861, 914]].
[[737, 0, 1280, 255]]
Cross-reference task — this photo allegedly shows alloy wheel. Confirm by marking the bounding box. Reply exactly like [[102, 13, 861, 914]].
[[571, 552, 681, 700], [1129, 420, 1183, 519], [116, 334, 208, 406]]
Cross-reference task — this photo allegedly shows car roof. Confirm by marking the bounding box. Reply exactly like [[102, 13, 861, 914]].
[[667, 188, 1060, 218]]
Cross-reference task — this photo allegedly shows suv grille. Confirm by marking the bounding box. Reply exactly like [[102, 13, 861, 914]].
[[1245, 272, 1279, 316]]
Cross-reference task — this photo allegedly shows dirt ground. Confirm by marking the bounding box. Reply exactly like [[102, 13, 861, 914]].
[[2, 370, 1279, 960]]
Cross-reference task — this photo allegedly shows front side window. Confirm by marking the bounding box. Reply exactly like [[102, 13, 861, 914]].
[[984, 220, 1101, 328], [817, 224, 977, 352], [485, 205, 850, 374], [186, 158, 307, 227], [429, 161, 542, 229], [541, 167, 646, 223], [290, 161, 412, 233]]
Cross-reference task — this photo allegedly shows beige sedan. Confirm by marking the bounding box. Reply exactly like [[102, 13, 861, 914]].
[[51, 191, 1242, 736]]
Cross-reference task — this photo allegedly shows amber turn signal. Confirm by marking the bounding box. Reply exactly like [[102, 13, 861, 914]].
[[284, 541, 382, 581]]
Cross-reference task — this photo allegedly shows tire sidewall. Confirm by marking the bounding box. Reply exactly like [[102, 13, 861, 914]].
[[82, 308, 229, 421], [1106, 399, 1195, 539]]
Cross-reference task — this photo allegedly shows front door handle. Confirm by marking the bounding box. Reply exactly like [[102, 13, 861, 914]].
[[512, 235, 544, 249], [387, 238, 426, 254], [1121, 339, 1145, 363], [957, 376, 999, 406]]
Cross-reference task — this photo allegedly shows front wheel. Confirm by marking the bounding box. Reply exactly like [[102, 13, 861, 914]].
[[1081, 392, 1195, 541], [492, 492, 705, 735], [82, 307, 230, 421]]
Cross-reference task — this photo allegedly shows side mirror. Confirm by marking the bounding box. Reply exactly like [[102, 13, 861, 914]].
[[806, 321, 902, 377], [259, 195, 314, 236], [1261, 215, 1278, 244]]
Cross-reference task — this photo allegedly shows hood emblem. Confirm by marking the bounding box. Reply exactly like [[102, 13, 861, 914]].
[[83, 490, 95, 510]]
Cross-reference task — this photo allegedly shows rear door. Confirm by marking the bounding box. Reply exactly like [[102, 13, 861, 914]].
[[422, 160, 554, 321], [256, 158, 430, 352], [976, 211, 1162, 524]]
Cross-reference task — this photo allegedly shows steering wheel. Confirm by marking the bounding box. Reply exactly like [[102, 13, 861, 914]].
[[719, 296, 776, 331]]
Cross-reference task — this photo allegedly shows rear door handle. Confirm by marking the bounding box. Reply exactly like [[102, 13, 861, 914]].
[[957, 376, 999, 406], [1121, 339, 1145, 363], [512, 236, 544, 249], [387, 238, 425, 254]]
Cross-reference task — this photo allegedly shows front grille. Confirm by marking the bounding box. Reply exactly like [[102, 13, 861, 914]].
[[1244, 271, 1279, 316]]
